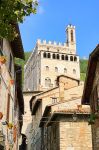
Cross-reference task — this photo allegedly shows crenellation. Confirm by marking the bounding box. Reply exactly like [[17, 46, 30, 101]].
[[53, 41, 57, 45], [24, 25, 80, 91], [48, 41, 52, 44], [43, 40, 46, 44]]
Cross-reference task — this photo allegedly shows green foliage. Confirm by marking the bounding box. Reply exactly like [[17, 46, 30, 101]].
[[15, 51, 31, 85], [80, 59, 88, 73], [0, 0, 38, 40], [88, 113, 96, 125]]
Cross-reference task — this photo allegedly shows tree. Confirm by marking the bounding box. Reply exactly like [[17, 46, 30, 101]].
[[0, 0, 38, 40]]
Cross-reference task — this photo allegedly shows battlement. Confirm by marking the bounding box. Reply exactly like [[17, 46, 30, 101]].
[[66, 24, 75, 30], [37, 39, 67, 47]]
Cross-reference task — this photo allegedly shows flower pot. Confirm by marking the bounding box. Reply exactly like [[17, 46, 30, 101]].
[[0, 56, 6, 64], [10, 79, 14, 85], [8, 123, 13, 129], [0, 112, 3, 120]]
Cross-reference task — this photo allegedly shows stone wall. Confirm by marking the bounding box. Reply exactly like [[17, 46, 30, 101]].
[[59, 120, 92, 150]]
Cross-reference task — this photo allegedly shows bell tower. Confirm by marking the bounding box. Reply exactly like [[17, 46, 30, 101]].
[[66, 24, 76, 54]]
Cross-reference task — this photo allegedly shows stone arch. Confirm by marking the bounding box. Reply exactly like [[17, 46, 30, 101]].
[[43, 52, 47, 58], [65, 55, 68, 60], [64, 68, 67, 73], [45, 77, 51, 87], [48, 53, 51, 58], [55, 67, 58, 72], [53, 53, 56, 59], [70, 56, 73, 61], [74, 56, 77, 62], [73, 69, 76, 74], [57, 54, 60, 59], [45, 66, 49, 71], [61, 55, 65, 60]]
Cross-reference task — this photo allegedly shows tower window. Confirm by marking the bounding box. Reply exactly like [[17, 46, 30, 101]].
[[64, 68, 67, 73], [45, 78, 51, 87], [48, 53, 51, 58], [43, 52, 46, 58], [55, 67, 58, 72], [74, 56, 77, 62], [45, 66, 49, 71], [53, 53, 56, 59], [70, 56, 73, 61], [65, 55, 68, 61], [73, 69, 76, 74], [61, 55, 64, 60], [57, 54, 60, 59], [71, 30, 74, 42]]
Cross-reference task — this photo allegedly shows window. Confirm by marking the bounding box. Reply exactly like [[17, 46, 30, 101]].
[[71, 30, 74, 42], [64, 68, 67, 73], [53, 53, 56, 59], [57, 54, 59, 59], [65, 55, 68, 60], [43, 52, 46, 58], [45, 78, 51, 87], [55, 67, 58, 72], [45, 66, 49, 71], [73, 69, 76, 74], [74, 56, 77, 62], [52, 97, 57, 103], [70, 56, 73, 61], [61, 55, 64, 60], [48, 53, 51, 58]]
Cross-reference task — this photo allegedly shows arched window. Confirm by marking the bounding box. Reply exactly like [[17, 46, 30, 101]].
[[61, 55, 64, 60], [70, 56, 73, 61], [74, 56, 77, 62], [45, 78, 51, 87], [73, 69, 76, 74], [53, 53, 56, 59], [48, 53, 51, 58], [71, 30, 74, 42], [57, 54, 60, 59], [64, 68, 67, 73], [43, 52, 46, 58], [55, 67, 58, 72], [65, 55, 68, 61], [45, 66, 49, 71]]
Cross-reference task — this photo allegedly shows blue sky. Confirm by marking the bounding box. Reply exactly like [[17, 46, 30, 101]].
[[19, 0, 99, 58]]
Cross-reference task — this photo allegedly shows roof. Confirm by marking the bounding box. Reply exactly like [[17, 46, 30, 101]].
[[57, 74, 80, 83], [39, 105, 90, 127], [54, 108, 90, 114], [47, 109, 90, 126], [82, 44, 99, 104], [32, 99, 41, 115], [10, 23, 25, 60], [30, 87, 58, 110]]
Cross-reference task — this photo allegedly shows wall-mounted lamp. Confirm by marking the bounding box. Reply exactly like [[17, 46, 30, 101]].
[[72, 113, 77, 122]]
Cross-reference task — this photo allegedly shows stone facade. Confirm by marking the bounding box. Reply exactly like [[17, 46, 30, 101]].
[[82, 45, 99, 150], [0, 32, 24, 150], [29, 76, 92, 150], [24, 25, 80, 91]]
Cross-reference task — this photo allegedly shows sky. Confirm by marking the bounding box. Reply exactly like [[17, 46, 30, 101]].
[[19, 0, 99, 58]]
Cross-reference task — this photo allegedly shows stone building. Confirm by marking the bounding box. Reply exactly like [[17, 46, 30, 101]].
[[0, 24, 25, 150], [29, 75, 92, 150], [24, 24, 80, 91], [40, 105, 92, 150], [82, 44, 99, 150]]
